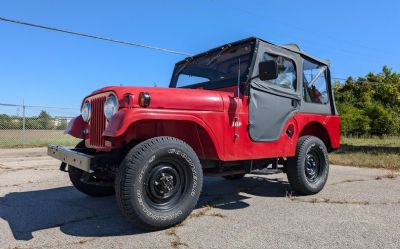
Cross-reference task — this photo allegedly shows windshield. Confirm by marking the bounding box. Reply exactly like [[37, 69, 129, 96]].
[[169, 41, 255, 89]]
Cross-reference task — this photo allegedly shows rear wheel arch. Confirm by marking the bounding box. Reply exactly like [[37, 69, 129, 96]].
[[298, 121, 332, 151]]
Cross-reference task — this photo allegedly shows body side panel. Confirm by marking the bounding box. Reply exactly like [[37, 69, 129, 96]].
[[219, 94, 340, 160]]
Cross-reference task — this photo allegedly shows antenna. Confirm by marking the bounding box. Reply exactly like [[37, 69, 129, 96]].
[[237, 58, 241, 98]]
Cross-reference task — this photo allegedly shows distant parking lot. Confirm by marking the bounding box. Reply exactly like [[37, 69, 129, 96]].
[[1, 148, 399, 249]]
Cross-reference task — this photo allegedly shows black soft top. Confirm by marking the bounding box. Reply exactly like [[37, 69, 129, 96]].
[[177, 37, 329, 67]]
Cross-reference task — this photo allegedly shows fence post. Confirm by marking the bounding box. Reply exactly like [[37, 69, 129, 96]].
[[22, 100, 26, 147]]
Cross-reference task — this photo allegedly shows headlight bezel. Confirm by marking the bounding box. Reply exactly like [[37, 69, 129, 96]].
[[104, 94, 119, 120], [81, 101, 91, 122]]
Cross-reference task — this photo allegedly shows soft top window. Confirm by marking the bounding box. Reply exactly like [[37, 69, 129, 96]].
[[261, 53, 297, 91], [303, 59, 329, 104]]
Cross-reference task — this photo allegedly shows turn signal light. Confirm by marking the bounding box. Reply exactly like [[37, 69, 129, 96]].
[[139, 92, 151, 107]]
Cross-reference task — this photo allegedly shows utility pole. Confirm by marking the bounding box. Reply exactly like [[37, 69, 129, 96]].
[[22, 99, 26, 147]]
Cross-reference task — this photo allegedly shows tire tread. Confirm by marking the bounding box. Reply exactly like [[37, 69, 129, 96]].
[[115, 136, 203, 230]]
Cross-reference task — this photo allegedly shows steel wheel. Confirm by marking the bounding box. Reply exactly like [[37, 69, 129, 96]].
[[304, 148, 322, 183], [115, 136, 203, 230], [286, 136, 329, 195], [144, 161, 188, 211]]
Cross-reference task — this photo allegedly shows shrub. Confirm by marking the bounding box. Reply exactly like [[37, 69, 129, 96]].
[[365, 104, 397, 136], [337, 104, 370, 136]]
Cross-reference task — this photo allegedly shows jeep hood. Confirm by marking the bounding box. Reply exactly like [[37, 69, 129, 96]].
[[91, 86, 225, 112]]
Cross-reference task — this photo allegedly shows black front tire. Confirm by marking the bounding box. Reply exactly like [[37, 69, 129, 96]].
[[115, 136, 203, 231], [68, 141, 115, 197], [286, 136, 329, 195]]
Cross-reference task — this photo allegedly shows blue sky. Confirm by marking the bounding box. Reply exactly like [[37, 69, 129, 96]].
[[0, 0, 399, 115]]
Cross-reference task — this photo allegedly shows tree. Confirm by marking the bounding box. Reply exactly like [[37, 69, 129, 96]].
[[365, 104, 397, 136], [337, 104, 370, 136], [56, 119, 68, 130], [0, 114, 19, 129], [37, 111, 54, 130], [334, 66, 400, 136]]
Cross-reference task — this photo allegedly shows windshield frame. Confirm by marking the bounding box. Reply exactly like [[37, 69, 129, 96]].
[[169, 39, 257, 90]]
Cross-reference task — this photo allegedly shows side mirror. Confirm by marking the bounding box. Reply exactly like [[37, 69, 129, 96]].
[[259, 60, 278, 81]]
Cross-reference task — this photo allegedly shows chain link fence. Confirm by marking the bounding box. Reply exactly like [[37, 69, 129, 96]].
[[0, 103, 80, 148]]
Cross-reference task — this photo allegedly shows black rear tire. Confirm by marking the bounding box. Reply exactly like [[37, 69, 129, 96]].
[[286, 136, 329, 195], [115, 136, 203, 231], [223, 173, 245, 180], [68, 141, 115, 197]]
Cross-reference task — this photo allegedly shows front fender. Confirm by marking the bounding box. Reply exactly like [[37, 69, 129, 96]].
[[103, 108, 223, 158], [65, 116, 84, 139]]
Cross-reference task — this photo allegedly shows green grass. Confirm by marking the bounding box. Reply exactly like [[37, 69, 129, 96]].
[[0, 137, 80, 148], [0, 129, 80, 148], [330, 136, 400, 170]]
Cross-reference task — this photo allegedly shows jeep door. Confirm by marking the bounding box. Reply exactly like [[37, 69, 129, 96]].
[[248, 43, 302, 142]]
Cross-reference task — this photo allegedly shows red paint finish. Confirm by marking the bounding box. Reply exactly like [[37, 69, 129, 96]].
[[89, 86, 224, 112], [214, 85, 239, 94], [89, 95, 107, 148], [103, 108, 224, 159], [65, 116, 84, 139], [69, 86, 340, 160]]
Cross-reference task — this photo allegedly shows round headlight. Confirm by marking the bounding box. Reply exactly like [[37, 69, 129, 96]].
[[104, 95, 118, 120], [81, 101, 91, 122]]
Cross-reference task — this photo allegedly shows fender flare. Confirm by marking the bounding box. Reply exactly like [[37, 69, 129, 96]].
[[103, 109, 223, 159]]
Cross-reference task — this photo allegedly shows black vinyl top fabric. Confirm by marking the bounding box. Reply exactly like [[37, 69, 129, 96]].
[[175, 37, 329, 70]]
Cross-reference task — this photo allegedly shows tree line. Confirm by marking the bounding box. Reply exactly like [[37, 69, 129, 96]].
[[0, 110, 68, 130], [334, 66, 400, 136]]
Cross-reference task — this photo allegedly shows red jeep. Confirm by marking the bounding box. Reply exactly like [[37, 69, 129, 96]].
[[48, 37, 340, 230]]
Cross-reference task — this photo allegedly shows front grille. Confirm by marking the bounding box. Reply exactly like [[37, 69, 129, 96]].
[[89, 95, 107, 148]]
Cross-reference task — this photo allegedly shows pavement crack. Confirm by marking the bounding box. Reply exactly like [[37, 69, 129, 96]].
[[166, 205, 226, 248], [330, 173, 399, 186], [289, 197, 370, 205], [329, 178, 371, 185], [166, 228, 189, 248], [188, 205, 226, 219]]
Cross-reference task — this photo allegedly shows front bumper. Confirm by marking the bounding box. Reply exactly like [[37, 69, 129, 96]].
[[47, 144, 94, 173]]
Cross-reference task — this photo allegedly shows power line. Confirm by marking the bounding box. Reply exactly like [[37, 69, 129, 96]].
[[0, 17, 192, 56], [0, 103, 77, 110]]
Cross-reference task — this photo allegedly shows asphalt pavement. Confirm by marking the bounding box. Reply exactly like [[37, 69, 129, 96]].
[[0, 148, 399, 249]]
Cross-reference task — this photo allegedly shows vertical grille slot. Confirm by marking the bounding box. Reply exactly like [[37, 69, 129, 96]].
[[89, 96, 107, 148]]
